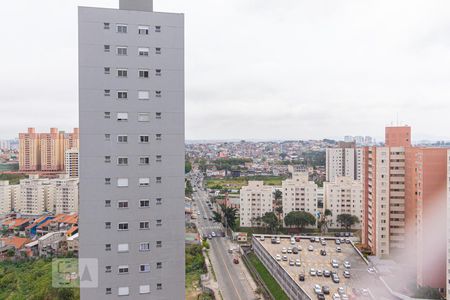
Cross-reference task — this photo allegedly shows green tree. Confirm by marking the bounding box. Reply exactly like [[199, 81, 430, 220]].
[[6, 249, 15, 257], [318, 209, 332, 234], [336, 214, 359, 230], [273, 190, 283, 220], [185, 160, 192, 174], [260, 212, 279, 233], [185, 180, 194, 197], [284, 211, 316, 230], [214, 205, 238, 230]]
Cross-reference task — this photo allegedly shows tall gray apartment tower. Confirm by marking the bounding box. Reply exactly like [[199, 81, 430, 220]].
[[78, 0, 185, 298]]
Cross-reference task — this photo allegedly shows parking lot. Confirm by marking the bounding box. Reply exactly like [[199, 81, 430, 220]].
[[255, 235, 395, 300]]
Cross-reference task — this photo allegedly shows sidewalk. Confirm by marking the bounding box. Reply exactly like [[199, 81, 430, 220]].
[[202, 248, 221, 300]]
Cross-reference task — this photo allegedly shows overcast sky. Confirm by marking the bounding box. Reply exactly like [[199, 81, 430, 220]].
[[1, 0, 449, 141]]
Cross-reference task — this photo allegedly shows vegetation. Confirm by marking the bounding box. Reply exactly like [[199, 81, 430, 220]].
[[206, 176, 286, 191], [211, 158, 252, 171], [185, 179, 194, 197], [0, 173, 26, 185], [257, 212, 280, 233], [247, 253, 289, 300], [212, 205, 238, 230], [336, 214, 360, 230], [318, 209, 332, 234], [185, 160, 192, 174], [0, 259, 79, 300], [284, 211, 316, 230], [185, 244, 207, 289]]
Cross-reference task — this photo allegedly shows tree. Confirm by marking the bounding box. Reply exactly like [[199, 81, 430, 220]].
[[318, 209, 333, 234], [260, 212, 279, 233], [185, 180, 193, 197], [185, 160, 192, 174], [273, 190, 283, 220], [214, 205, 238, 231], [336, 214, 359, 230], [284, 211, 316, 230]]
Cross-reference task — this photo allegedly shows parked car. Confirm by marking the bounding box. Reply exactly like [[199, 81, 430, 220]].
[[323, 270, 331, 277], [343, 261, 351, 269], [317, 293, 325, 300], [314, 284, 322, 294], [336, 246, 342, 253], [338, 287, 345, 295], [292, 247, 299, 254], [295, 236, 301, 242], [317, 269, 323, 276], [287, 247, 293, 254], [314, 237, 320, 243], [345, 239, 351, 244], [310, 268, 317, 276], [332, 275, 340, 283], [335, 239, 341, 245], [310, 237, 315, 242], [260, 236, 265, 241], [282, 247, 287, 254], [343, 270, 350, 278], [211, 232, 216, 237], [282, 255, 288, 261], [271, 237, 277, 244], [361, 288, 370, 296], [276, 238, 281, 244], [290, 238, 296, 245], [295, 259, 301, 266], [233, 257, 239, 264], [321, 240, 326, 246], [275, 254, 281, 261], [299, 274, 305, 281], [322, 286, 330, 295], [320, 249, 327, 256], [289, 259, 295, 266], [207, 234, 212, 239], [332, 293, 341, 300], [331, 259, 339, 268], [308, 245, 314, 251]]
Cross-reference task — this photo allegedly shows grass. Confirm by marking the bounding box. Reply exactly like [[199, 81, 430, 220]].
[[206, 176, 286, 190], [0, 173, 26, 185], [247, 252, 290, 300]]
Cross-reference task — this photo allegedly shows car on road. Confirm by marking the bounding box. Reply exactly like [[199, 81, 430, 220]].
[[322, 286, 330, 295], [281, 247, 287, 254], [276, 238, 281, 244], [343, 261, 351, 269], [228, 248, 233, 254], [361, 288, 370, 296], [343, 270, 350, 278], [336, 246, 342, 253], [299, 274, 305, 281], [308, 245, 314, 251], [208, 217, 213, 221], [314, 284, 322, 294], [203, 216, 207, 220], [197, 211, 201, 215], [207, 234, 212, 239], [211, 232, 216, 237], [295, 259, 301, 266], [282, 255, 288, 261], [310, 268, 317, 276], [332, 293, 341, 300], [275, 254, 281, 261]]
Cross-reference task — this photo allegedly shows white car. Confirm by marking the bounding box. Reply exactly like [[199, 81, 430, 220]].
[[295, 259, 301, 266], [343, 261, 351, 269], [290, 238, 296, 245], [332, 294, 341, 300], [314, 284, 322, 294], [281, 247, 287, 254], [308, 245, 314, 251], [314, 237, 320, 242], [368, 267, 376, 274], [338, 287, 345, 294], [310, 268, 317, 276], [336, 246, 342, 252], [287, 247, 292, 254], [260, 236, 265, 241], [211, 232, 216, 237], [275, 254, 281, 261]]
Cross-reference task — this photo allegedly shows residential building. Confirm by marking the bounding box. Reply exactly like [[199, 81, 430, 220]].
[[326, 142, 363, 182], [19, 128, 40, 171], [65, 148, 79, 178], [239, 181, 274, 227], [447, 149, 450, 299], [0, 181, 12, 215], [79, 1, 185, 299], [324, 177, 363, 229], [39, 128, 66, 171], [282, 172, 319, 220], [52, 175, 79, 214], [16, 175, 51, 215]]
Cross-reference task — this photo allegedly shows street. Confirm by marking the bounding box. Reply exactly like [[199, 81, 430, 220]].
[[190, 174, 256, 300]]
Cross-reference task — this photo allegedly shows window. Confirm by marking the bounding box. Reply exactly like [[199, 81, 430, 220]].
[[104, 89, 111, 96], [140, 221, 150, 230], [138, 25, 149, 35], [138, 47, 149, 56], [105, 244, 111, 251], [104, 67, 110, 74], [106, 288, 112, 295], [139, 135, 149, 143], [118, 200, 128, 208], [118, 265, 129, 274], [104, 112, 111, 119], [118, 223, 129, 231], [156, 198, 162, 205], [139, 199, 150, 208], [157, 283, 162, 290], [156, 262, 162, 269], [156, 241, 162, 248], [117, 112, 128, 121], [139, 264, 150, 273], [117, 46, 128, 56], [156, 134, 162, 141], [139, 178, 150, 186], [105, 134, 111, 141], [155, 47, 161, 54], [138, 113, 150, 122], [155, 90, 162, 97], [156, 177, 162, 184], [116, 24, 127, 33], [105, 222, 111, 229], [140, 285, 150, 294], [117, 157, 128, 166], [156, 155, 162, 162], [140, 157, 150, 165], [105, 265, 112, 273], [118, 287, 129, 296], [104, 22, 110, 29], [139, 69, 149, 78], [117, 91, 128, 99], [104, 45, 110, 52], [155, 26, 161, 32], [156, 219, 162, 227], [156, 112, 162, 119], [104, 156, 111, 163], [105, 178, 111, 185], [117, 69, 128, 77], [118, 243, 129, 252], [139, 242, 150, 252], [117, 178, 129, 187], [155, 69, 161, 76], [138, 90, 150, 100], [105, 200, 111, 207], [117, 135, 128, 143]]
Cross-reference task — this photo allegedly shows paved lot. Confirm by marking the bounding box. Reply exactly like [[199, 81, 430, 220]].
[[256, 235, 395, 300]]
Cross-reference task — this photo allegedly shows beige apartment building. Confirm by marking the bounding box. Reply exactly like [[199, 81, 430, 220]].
[[19, 128, 40, 172], [16, 175, 51, 215], [240, 181, 275, 227], [282, 172, 319, 220], [0, 181, 12, 215], [65, 148, 79, 178], [324, 177, 363, 229], [52, 175, 79, 214]]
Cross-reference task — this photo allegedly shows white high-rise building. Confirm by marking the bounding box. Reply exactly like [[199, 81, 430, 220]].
[[239, 181, 275, 227], [16, 175, 51, 215], [326, 142, 363, 182], [0, 181, 12, 215], [65, 148, 79, 178], [282, 172, 319, 220], [51, 175, 79, 214], [79, 1, 185, 298], [324, 177, 363, 229]]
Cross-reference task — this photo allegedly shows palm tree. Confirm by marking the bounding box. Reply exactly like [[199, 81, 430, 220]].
[[319, 209, 332, 234], [273, 189, 283, 221]]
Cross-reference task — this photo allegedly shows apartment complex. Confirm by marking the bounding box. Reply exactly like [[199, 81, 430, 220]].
[[323, 177, 363, 229], [239, 181, 274, 227], [65, 148, 79, 178], [16, 175, 51, 215], [282, 172, 319, 219], [447, 150, 450, 300], [326, 142, 363, 182], [52, 175, 79, 215], [78, 0, 185, 298], [19, 127, 79, 172], [0, 181, 12, 215]]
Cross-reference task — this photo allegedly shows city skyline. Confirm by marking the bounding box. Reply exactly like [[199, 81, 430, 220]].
[[1, 0, 450, 141]]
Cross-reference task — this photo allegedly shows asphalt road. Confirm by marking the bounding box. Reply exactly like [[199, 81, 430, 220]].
[[191, 176, 255, 300]]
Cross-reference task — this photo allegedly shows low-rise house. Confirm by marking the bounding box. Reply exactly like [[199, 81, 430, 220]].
[[38, 231, 66, 257], [0, 236, 31, 258]]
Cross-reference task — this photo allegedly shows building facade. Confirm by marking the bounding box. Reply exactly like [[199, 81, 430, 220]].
[[447, 149, 450, 300], [16, 175, 51, 215], [52, 175, 79, 214], [324, 177, 363, 229], [79, 1, 185, 298], [19, 128, 40, 172], [326, 142, 363, 182], [239, 181, 274, 227], [282, 172, 319, 219], [0, 181, 12, 215], [65, 148, 79, 178]]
